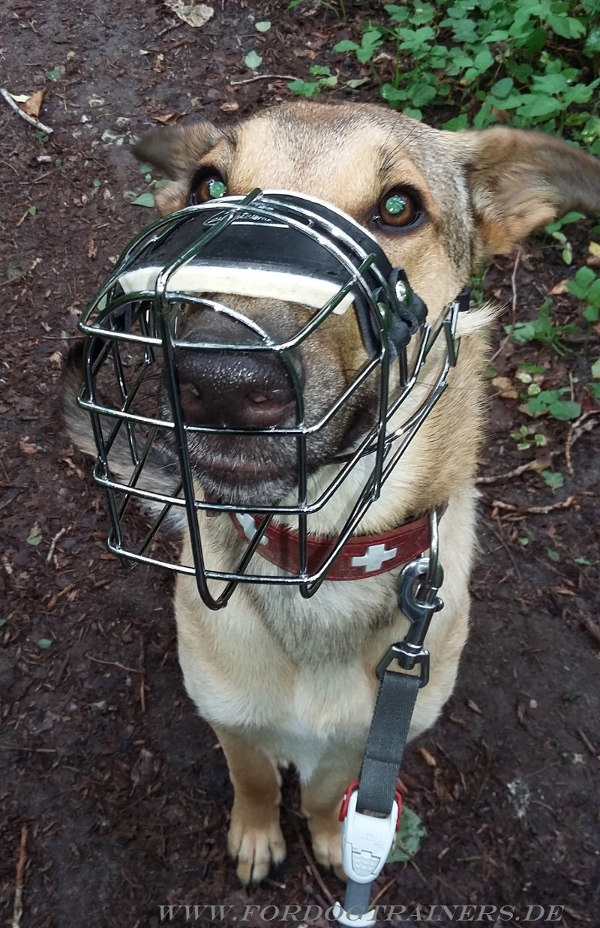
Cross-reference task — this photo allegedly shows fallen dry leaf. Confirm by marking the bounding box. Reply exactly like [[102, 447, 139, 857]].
[[549, 279, 569, 296], [491, 376, 519, 399], [588, 241, 600, 258], [21, 89, 45, 118], [164, 0, 213, 28], [151, 111, 182, 124], [220, 101, 239, 113], [19, 437, 38, 455]]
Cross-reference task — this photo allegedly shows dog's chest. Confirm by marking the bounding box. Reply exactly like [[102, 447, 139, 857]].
[[249, 572, 400, 665]]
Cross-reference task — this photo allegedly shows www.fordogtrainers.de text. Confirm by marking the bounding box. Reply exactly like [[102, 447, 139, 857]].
[[158, 903, 566, 923]]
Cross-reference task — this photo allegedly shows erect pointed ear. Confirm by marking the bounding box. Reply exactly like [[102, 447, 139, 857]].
[[447, 126, 600, 258], [133, 120, 224, 214]]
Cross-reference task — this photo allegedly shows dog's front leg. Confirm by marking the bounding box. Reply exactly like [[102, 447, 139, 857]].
[[301, 750, 364, 880], [212, 725, 286, 885]]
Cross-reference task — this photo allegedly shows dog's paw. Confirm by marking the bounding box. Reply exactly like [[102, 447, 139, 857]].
[[228, 820, 286, 885], [308, 820, 346, 882]]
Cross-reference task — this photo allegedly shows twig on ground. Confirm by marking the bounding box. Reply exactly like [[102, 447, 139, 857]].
[[491, 248, 520, 362], [1, 87, 54, 135], [491, 495, 577, 515], [582, 614, 600, 646], [12, 826, 27, 928], [296, 831, 335, 906], [86, 653, 145, 674], [46, 526, 67, 564], [565, 410, 600, 476], [371, 877, 396, 906], [230, 74, 298, 86], [476, 454, 557, 486], [139, 636, 147, 713], [576, 727, 598, 757]]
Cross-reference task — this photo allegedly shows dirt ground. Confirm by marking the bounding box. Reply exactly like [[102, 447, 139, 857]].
[[1, 2, 599, 927]]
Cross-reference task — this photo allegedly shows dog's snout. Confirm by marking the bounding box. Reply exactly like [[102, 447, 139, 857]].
[[175, 312, 304, 429]]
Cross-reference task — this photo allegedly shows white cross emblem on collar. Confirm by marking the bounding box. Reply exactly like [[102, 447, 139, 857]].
[[351, 543, 398, 574], [234, 513, 269, 545]]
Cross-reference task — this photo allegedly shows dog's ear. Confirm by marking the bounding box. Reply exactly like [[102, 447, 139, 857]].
[[133, 121, 224, 214], [449, 127, 600, 258]]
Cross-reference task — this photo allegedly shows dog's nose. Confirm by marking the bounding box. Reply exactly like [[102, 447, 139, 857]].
[[175, 312, 304, 429]]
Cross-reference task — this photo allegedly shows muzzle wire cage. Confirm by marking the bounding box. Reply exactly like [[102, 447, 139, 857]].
[[77, 190, 466, 609]]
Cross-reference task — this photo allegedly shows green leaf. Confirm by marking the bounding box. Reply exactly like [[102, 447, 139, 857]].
[[26, 525, 43, 546], [541, 470, 565, 492], [255, 20, 271, 32], [411, 82, 437, 107], [333, 39, 359, 53], [527, 392, 581, 421], [490, 77, 514, 99], [443, 113, 470, 131], [584, 26, 600, 56], [516, 95, 561, 119], [131, 192, 155, 208], [388, 806, 426, 863], [381, 83, 408, 105], [591, 358, 600, 379], [384, 4, 409, 24], [37, 638, 52, 650], [244, 50, 262, 70], [288, 79, 320, 98]]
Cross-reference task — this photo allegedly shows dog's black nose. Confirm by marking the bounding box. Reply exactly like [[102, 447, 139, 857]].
[[175, 312, 304, 429]]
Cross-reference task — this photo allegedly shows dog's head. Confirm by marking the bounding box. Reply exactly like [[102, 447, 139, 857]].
[[125, 102, 599, 507]]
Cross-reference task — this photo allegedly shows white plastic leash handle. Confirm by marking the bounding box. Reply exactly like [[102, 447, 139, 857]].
[[340, 788, 399, 883], [331, 898, 378, 927]]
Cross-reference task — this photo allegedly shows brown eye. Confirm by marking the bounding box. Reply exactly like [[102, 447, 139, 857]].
[[189, 170, 227, 205], [374, 188, 421, 228]]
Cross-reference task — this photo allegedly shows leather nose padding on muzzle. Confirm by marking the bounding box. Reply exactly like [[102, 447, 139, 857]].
[[175, 312, 304, 429]]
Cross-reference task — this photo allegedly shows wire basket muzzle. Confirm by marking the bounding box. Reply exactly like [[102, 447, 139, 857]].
[[76, 191, 432, 607]]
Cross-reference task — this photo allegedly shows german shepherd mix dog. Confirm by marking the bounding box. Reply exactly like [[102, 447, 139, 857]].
[[63, 102, 600, 886]]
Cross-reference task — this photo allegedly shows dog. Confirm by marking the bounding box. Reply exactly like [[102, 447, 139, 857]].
[[63, 101, 600, 886]]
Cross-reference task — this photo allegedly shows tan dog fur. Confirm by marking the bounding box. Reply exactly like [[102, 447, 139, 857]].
[[65, 101, 600, 885]]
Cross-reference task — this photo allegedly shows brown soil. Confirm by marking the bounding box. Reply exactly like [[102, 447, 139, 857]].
[[1, 3, 598, 927]]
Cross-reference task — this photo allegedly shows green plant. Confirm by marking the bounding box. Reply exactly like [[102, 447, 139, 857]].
[[567, 266, 600, 322], [527, 387, 581, 420], [323, 0, 599, 148], [541, 469, 565, 491], [506, 298, 578, 356], [288, 65, 338, 98], [510, 424, 548, 450], [387, 805, 427, 863], [544, 211, 586, 264]]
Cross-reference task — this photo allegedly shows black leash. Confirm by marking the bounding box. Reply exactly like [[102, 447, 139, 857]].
[[334, 510, 444, 927]]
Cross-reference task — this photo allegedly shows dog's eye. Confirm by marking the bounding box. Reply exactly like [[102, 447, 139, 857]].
[[374, 188, 421, 229], [189, 170, 227, 205]]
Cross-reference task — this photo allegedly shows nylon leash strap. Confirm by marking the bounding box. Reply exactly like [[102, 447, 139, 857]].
[[334, 511, 444, 927]]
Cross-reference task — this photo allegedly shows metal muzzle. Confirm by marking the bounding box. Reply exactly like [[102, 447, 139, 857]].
[[76, 190, 466, 608]]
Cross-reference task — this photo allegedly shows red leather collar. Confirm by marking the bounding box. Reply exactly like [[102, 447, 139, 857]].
[[229, 511, 432, 581]]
